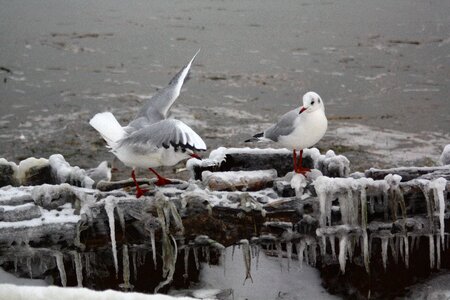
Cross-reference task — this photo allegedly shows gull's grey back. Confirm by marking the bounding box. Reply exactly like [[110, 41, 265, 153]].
[[264, 109, 298, 142]]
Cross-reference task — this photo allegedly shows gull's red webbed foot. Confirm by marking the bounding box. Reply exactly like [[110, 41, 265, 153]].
[[149, 168, 173, 186]]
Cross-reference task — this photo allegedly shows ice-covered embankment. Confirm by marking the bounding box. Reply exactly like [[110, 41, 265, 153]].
[[0, 145, 448, 299]]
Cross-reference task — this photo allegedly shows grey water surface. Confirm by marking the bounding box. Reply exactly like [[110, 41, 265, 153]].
[[1, 0, 449, 174]]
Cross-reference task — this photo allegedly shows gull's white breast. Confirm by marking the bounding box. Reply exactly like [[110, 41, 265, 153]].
[[278, 110, 327, 149]]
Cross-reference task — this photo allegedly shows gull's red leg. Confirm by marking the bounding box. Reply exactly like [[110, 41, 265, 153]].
[[149, 168, 172, 186], [293, 149, 298, 173], [131, 169, 149, 198], [297, 149, 311, 175]]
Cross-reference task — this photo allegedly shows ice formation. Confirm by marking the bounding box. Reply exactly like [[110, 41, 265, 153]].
[[290, 173, 307, 197], [314, 173, 448, 273], [439, 144, 450, 165], [53, 251, 67, 287], [71, 251, 83, 287], [240, 239, 253, 284], [154, 192, 183, 293], [104, 196, 119, 278], [202, 169, 277, 192], [49, 154, 94, 188], [119, 245, 133, 291]]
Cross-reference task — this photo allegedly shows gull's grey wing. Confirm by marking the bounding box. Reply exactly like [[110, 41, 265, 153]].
[[118, 119, 206, 154], [263, 109, 298, 142], [131, 50, 200, 125]]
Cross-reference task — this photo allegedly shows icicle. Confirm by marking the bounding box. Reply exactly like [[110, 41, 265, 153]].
[[117, 207, 126, 234], [430, 178, 447, 241], [404, 235, 409, 269], [53, 252, 67, 287], [429, 234, 435, 269], [154, 234, 178, 293], [132, 249, 138, 282], [183, 246, 190, 279], [286, 241, 292, 271], [419, 182, 435, 232], [390, 237, 398, 265], [84, 253, 92, 278], [436, 235, 441, 270], [276, 242, 283, 271], [240, 239, 253, 284], [338, 234, 348, 274], [25, 257, 32, 279], [119, 245, 133, 291], [399, 236, 404, 260], [149, 228, 157, 269], [296, 241, 305, 268], [317, 189, 330, 227], [304, 244, 310, 266], [330, 235, 337, 260], [193, 247, 199, 270], [347, 237, 354, 261], [362, 232, 370, 273], [319, 236, 326, 257], [104, 197, 118, 278], [70, 251, 83, 287], [428, 234, 435, 269], [381, 236, 388, 270], [310, 242, 317, 267]]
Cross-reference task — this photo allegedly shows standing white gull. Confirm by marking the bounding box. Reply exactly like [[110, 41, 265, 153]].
[[89, 50, 206, 198], [245, 91, 327, 174]]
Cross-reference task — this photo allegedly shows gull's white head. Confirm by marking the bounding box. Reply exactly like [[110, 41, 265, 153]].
[[299, 91, 324, 114]]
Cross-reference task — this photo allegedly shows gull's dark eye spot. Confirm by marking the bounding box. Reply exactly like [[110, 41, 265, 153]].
[[311, 100, 315, 105]]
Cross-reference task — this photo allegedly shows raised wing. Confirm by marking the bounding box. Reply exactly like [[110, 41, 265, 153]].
[[131, 50, 200, 126]]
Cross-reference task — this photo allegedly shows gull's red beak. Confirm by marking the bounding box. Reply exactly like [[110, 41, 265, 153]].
[[299, 106, 307, 114]]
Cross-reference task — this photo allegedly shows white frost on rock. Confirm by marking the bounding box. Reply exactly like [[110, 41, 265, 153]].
[[201, 169, 277, 192], [316, 150, 350, 177], [16, 158, 49, 184], [187, 146, 345, 177], [439, 144, 450, 165], [49, 154, 94, 188]]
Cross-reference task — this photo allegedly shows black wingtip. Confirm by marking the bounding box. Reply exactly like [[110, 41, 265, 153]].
[[245, 132, 263, 143]]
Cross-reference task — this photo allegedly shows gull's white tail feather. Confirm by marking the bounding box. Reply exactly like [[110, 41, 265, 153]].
[[89, 112, 126, 148]]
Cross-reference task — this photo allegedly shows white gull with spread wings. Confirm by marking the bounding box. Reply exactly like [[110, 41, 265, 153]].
[[90, 50, 206, 197]]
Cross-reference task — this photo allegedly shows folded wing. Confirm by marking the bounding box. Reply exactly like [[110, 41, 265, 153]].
[[118, 119, 206, 153]]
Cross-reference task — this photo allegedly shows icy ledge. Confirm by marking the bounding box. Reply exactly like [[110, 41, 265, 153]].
[[0, 284, 194, 300]]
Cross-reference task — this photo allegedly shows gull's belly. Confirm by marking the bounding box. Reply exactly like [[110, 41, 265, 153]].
[[278, 113, 327, 149], [114, 146, 190, 168]]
